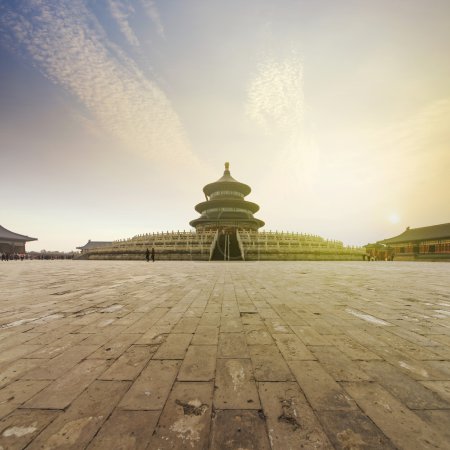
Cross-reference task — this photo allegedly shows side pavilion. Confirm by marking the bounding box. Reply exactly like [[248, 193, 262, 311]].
[[0, 225, 37, 255], [76, 240, 113, 255], [378, 222, 450, 261]]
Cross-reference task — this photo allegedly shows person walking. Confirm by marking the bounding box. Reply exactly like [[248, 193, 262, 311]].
[[145, 248, 150, 262], [151, 247, 155, 262]]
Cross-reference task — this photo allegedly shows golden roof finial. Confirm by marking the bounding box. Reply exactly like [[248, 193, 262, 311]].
[[225, 162, 230, 170]]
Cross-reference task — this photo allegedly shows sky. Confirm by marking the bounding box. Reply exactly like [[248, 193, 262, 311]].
[[1, 0, 449, 252]]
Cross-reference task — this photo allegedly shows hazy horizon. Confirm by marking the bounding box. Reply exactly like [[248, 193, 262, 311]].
[[1, 0, 449, 252]]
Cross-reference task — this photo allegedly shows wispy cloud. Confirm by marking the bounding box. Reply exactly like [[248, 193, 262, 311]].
[[140, 0, 165, 39], [246, 53, 305, 134], [107, 0, 139, 47], [0, 0, 192, 164], [246, 52, 318, 187]]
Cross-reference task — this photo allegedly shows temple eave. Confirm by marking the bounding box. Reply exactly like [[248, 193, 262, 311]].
[[194, 199, 260, 214], [203, 181, 251, 196]]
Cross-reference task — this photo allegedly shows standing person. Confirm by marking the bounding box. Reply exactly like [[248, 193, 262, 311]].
[[145, 248, 150, 262], [151, 247, 155, 262]]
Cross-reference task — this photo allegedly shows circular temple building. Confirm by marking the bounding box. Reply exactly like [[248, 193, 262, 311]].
[[190, 162, 264, 232]]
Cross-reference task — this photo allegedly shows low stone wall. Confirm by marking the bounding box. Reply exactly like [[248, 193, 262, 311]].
[[395, 254, 450, 262], [86, 251, 210, 261], [86, 250, 363, 262], [81, 230, 366, 261], [244, 251, 364, 261]]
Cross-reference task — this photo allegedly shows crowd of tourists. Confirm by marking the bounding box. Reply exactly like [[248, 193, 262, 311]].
[[1, 252, 26, 261]]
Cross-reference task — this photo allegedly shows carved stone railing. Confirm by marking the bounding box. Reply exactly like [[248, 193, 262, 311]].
[[209, 230, 219, 261], [236, 230, 245, 261]]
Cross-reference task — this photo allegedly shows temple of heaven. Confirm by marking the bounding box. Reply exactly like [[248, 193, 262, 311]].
[[190, 162, 264, 232], [77, 163, 364, 261]]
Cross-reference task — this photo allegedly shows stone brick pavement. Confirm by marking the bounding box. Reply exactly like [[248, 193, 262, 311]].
[[0, 260, 449, 449]]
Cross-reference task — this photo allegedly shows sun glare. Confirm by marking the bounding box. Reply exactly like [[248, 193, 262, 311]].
[[389, 213, 400, 224]]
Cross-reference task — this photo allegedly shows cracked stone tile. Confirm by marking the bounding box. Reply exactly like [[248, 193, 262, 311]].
[[148, 382, 213, 449]]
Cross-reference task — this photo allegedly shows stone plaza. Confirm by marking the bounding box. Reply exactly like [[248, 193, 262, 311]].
[[0, 260, 450, 449]]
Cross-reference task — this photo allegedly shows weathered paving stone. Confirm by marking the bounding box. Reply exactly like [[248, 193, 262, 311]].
[[0, 380, 50, 419], [239, 311, 260, 323], [429, 345, 450, 359], [185, 307, 205, 317], [220, 317, 243, 332], [172, 317, 200, 333], [245, 328, 273, 345], [0, 359, 44, 388], [249, 345, 294, 381], [344, 328, 389, 349], [419, 380, 450, 402], [149, 382, 213, 449], [429, 334, 450, 346], [415, 410, 450, 442], [306, 318, 343, 335], [279, 311, 309, 327], [218, 333, 249, 358], [87, 333, 139, 359], [119, 360, 180, 410], [178, 345, 217, 381], [317, 410, 396, 450], [0, 409, 59, 450], [210, 410, 271, 450], [69, 312, 102, 326], [386, 339, 444, 361], [264, 318, 291, 334], [23, 359, 109, 409], [389, 327, 443, 347], [342, 382, 446, 450], [288, 361, 357, 411], [22, 345, 99, 380], [135, 324, 172, 344], [331, 335, 382, 360], [426, 360, 450, 378], [290, 325, 332, 345], [198, 312, 221, 326], [152, 333, 192, 359], [156, 312, 183, 329], [214, 359, 260, 409], [125, 308, 170, 333], [86, 410, 159, 450], [52, 332, 87, 346], [1, 345, 43, 365], [112, 312, 145, 327], [78, 333, 115, 346], [23, 326, 81, 346], [258, 381, 333, 449], [76, 320, 120, 334], [272, 333, 316, 360], [360, 361, 450, 409], [26, 380, 129, 450], [191, 325, 219, 345], [259, 308, 279, 319], [0, 332, 41, 352], [310, 346, 372, 382], [371, 329, 445, 359], [371, 346, 449, 380], [99, 345, 156, 380]]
